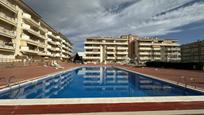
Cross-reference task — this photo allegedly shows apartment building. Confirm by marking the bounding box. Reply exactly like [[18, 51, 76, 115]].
[[181, 40, 204, 63], [0, 0, 73, 62], [0, 0, 17, 62], [135, 37, 181, 64], [84, 35, 181, 64], [84, 37, 129, 64]]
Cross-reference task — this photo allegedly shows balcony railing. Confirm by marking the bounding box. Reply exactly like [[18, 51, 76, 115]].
[[0, 12, 16, 26], [117, 47, 128, 50], [0, 26, 15, 38], [0, 0, 16, 13], [47, 38, 57, 46], [22, 34, 45, 48], [23, 13, 40, 27], [21, 47, 38, 54], [23, 28, 46, 40], [0, 41, 14, 51]]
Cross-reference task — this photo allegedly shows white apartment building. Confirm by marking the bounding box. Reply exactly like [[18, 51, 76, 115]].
[[84, 35, 181, 64], [136, 38, 181, 64], [0, 0, 73, 62], [84, 37, 129, 64]]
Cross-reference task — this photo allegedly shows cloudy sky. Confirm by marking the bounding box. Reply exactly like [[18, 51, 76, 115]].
[[25, 0, 204, 51]]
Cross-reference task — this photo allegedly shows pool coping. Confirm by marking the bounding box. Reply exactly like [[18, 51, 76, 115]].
[[0, 65, 204, 106]]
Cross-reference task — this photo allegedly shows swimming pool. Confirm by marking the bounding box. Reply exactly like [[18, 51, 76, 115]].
[[0, 66, 203, 99]]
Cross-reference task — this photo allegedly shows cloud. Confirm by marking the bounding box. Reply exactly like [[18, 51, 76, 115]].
[[25, 0, 204, 51]]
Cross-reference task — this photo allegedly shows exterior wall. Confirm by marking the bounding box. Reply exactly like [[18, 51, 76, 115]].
[[181, 40, 204, 63], [0, 0, 73, 62], [84, 37, 129, 64]]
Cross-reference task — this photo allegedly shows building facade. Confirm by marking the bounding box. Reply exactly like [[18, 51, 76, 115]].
[[84, 37, 129, 64], [84, 35, 181, 64], [0, 0, 73, 62], [135, 37, 181, 64], [181, 40, 204, 63]]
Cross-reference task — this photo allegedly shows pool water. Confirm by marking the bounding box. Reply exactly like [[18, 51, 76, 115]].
[[0, 66, 203, 99]]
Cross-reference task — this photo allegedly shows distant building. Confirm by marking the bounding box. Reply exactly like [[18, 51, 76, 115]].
[[84, 35, 181, 64], [117, 35, 181, 64], [0, 0, 73, 62], [181, 40, 204, 63], [84, 37, 129, 64]]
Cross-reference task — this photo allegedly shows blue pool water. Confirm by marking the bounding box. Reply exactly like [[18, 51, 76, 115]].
[[0, 66, 203, 99]]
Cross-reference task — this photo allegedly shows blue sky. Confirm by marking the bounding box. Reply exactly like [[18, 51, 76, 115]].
[[25, 0, 204, 51]]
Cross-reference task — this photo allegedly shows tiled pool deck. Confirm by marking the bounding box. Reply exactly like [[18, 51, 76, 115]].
[[0, 63, 204, 114]]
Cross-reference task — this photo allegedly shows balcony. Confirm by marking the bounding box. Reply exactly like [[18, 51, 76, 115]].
[[107, 57, 115, 60], [0, 42, 15, 52], [21, 47, 38, 54], [0, 27, 15, 38], [139, 47, 152, 50], [153, 52, 161, 55], [23, 13, 40, 27], [22, 24, 46, 40], [85, 51, 100, 54], [84, 56, 100, 60], [117, 52, 128, 55], [0, 0, 17, 13], [117, 47, 128, 50], [84, 46, 100, 49], [115, 41, 128, 45], [107, 47, 115, 50], [166, 48, 180, 51], [139, 52, 151, 55], [47, 38, 57, 46], [153, 57, 161, 60], [56, 42, 61, 46], [153, 48, 161, 50], [0, 12, 16, 26], [62, 46, 69, 50], [47, 52, 52, 56], [38, 51, 46, 56], [117, 57, 126, 60], [55, 47, 60, 51], [39, 26, 47, 32], [47, 45, 56, 52], [107, 52, 115, 54], [140, 57, 151, 60], [54, 53, 61, 57], [22, 34, 45, 48], [47, 31, 59, 40]]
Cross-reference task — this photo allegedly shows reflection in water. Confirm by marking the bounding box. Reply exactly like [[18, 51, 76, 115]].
[[0, 67, 203, 99], [0, 71, 74, 99]]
